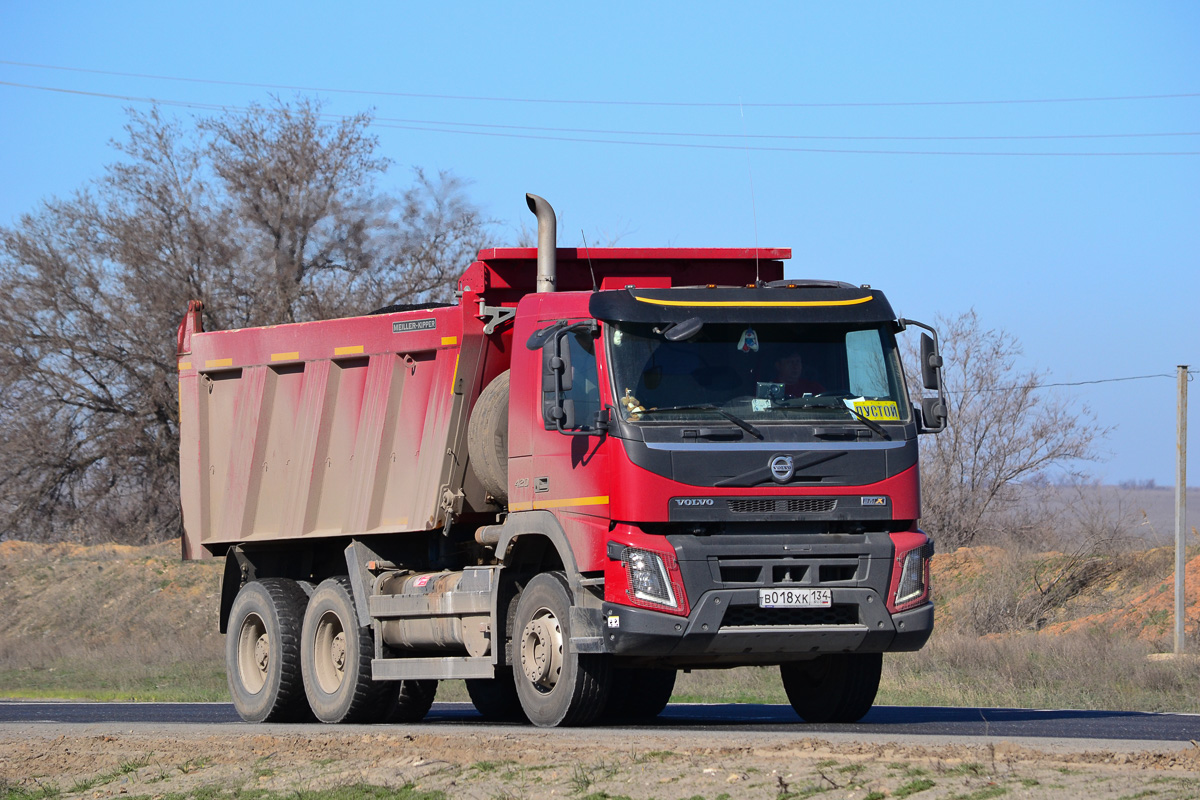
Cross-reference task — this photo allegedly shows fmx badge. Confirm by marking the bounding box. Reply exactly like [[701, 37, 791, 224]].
[[861, 496, 888, 506], [392, 318, 437, 334]]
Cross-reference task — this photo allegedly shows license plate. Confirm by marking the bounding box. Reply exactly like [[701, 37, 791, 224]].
[[758, 588, 832, 608]]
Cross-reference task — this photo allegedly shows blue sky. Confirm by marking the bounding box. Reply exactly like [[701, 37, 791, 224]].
[[1, 2, 1197, 486]]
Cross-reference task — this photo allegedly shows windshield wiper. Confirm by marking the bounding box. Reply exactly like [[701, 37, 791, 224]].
[[638, 403, 765, 440], [778, 396, 891, 440]]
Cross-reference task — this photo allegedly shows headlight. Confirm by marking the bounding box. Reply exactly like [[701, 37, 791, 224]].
[[895, 541, 934, 607], [622, 547, 678, 609]]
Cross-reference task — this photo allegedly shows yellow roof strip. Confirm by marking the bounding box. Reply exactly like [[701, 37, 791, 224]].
[[634, 295, 874, 308]]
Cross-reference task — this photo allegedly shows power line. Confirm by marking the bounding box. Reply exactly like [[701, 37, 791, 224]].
[[947, 370, 1198, 394], [3, 80, 1199, 158], [368, 113, 1200, 143], [2, 58, 1199, 109]]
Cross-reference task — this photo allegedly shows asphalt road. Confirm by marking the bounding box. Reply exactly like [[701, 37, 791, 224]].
[[2, 701, 1196, 744]]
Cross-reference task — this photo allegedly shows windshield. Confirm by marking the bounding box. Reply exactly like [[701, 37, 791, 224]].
[[605, 321, 911, 425]]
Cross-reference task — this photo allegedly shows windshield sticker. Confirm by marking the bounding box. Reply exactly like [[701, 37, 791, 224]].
[[737, 326, 760, 353], [751, 398, 772, 412], [845, 399, 901, 421]]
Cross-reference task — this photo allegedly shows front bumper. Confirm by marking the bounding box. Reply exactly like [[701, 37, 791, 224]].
[[587, 530, 933, 667], [588, 591, 932, 667]]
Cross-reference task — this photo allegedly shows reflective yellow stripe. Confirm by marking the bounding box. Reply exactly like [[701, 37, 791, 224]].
[[204, 358, 233, 369], [449, 354, 459, 395], [334, 345, 364, 356], [441, 336, 458, 346], [270, 352, 300, 362], [509, 495, 610, 511], [634, 295, 874, 308], [177, 361, 192, 371], [536, 495, 609, 510]]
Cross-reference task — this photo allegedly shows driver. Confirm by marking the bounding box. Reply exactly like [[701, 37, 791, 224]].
[[774, 351, 824, 396]]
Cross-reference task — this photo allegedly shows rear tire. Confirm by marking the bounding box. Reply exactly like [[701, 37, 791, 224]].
[[780, 653, 882, 723], [301, 576, 390, 723], [467, 370, 510, 503], [511, 572, 610, 727], [226, 578, 311, 723]]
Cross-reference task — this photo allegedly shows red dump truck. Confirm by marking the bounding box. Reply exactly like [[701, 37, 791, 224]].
[[178, 195, 947, 727]]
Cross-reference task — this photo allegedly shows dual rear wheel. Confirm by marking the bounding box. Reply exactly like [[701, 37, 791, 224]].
[[226, 577, 435, 724]]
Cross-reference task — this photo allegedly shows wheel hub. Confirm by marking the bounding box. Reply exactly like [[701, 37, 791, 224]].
[[236, 612, 270, 694], [520, 608, 563, 692], [331, 632, 346, 674], [254, 634, 270, 673]]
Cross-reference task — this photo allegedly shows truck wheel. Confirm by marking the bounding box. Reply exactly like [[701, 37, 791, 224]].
[[780, 653, 882, 723], [511, 572, 610, 727], [466, 667, 527, 722], [226, 578, 311, 723], [467, 370, 510, 503], [301, 576, 390, 723], [604, 668, 676, 721], [386, 680, 439, 723]]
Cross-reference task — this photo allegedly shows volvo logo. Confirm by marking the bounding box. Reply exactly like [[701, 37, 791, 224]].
[[770, 455, 795, 483], [674, 498, 714, 506]]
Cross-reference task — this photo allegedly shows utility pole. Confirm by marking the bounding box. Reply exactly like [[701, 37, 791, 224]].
[[1176, 364, 1189, 655]]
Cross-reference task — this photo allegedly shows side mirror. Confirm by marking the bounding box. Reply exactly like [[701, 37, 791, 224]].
[[920, 333, 942, 391], [898, 318, 948, 435], [540, 323, 598, 437], [921, 396, 948, 432]]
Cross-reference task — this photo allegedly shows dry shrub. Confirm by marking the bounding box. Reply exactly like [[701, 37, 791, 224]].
[[882, 627, 1200, 712]]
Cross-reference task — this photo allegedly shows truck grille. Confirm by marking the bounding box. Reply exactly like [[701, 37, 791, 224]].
[[716, 557, 861, 586], [721, 604, 859, 628], [727, 498, 836, 514]]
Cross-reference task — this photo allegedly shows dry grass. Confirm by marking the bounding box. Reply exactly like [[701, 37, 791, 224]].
[[3, 524, 1200, 712]]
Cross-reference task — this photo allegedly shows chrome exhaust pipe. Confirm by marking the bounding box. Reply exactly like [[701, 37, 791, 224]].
[[526, 193, 557, 293]]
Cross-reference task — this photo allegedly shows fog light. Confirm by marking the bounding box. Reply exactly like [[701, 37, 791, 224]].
[[622, 547, 678, 609]]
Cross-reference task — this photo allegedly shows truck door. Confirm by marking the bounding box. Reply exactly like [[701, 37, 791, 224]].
[[522, 321, 611, 573]]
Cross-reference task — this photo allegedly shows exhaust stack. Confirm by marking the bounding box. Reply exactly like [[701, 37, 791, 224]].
[[526, 193, 557, 293]]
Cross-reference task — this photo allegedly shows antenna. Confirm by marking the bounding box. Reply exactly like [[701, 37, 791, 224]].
[[581, 229, 599, 292], [740, 98, 762, 286]]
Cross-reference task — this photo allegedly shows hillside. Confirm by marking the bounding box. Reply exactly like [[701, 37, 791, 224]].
[[2, 537, 1199, 710], [0, 540, 226, 700]]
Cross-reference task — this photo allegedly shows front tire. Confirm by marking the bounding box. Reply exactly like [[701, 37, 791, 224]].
[[386, 679, 439, 723], [466, 667, 526, 722], [511, 572, 610, 727], [780, 653, 882, 723], [301, 577, 390, 723], [226, 578, 311, 723], [604, 668, 676, 722]]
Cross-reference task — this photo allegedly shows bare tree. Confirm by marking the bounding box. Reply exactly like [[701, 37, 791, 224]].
[[0, 98, 487, 544], [910, 310, 1105, 550]]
